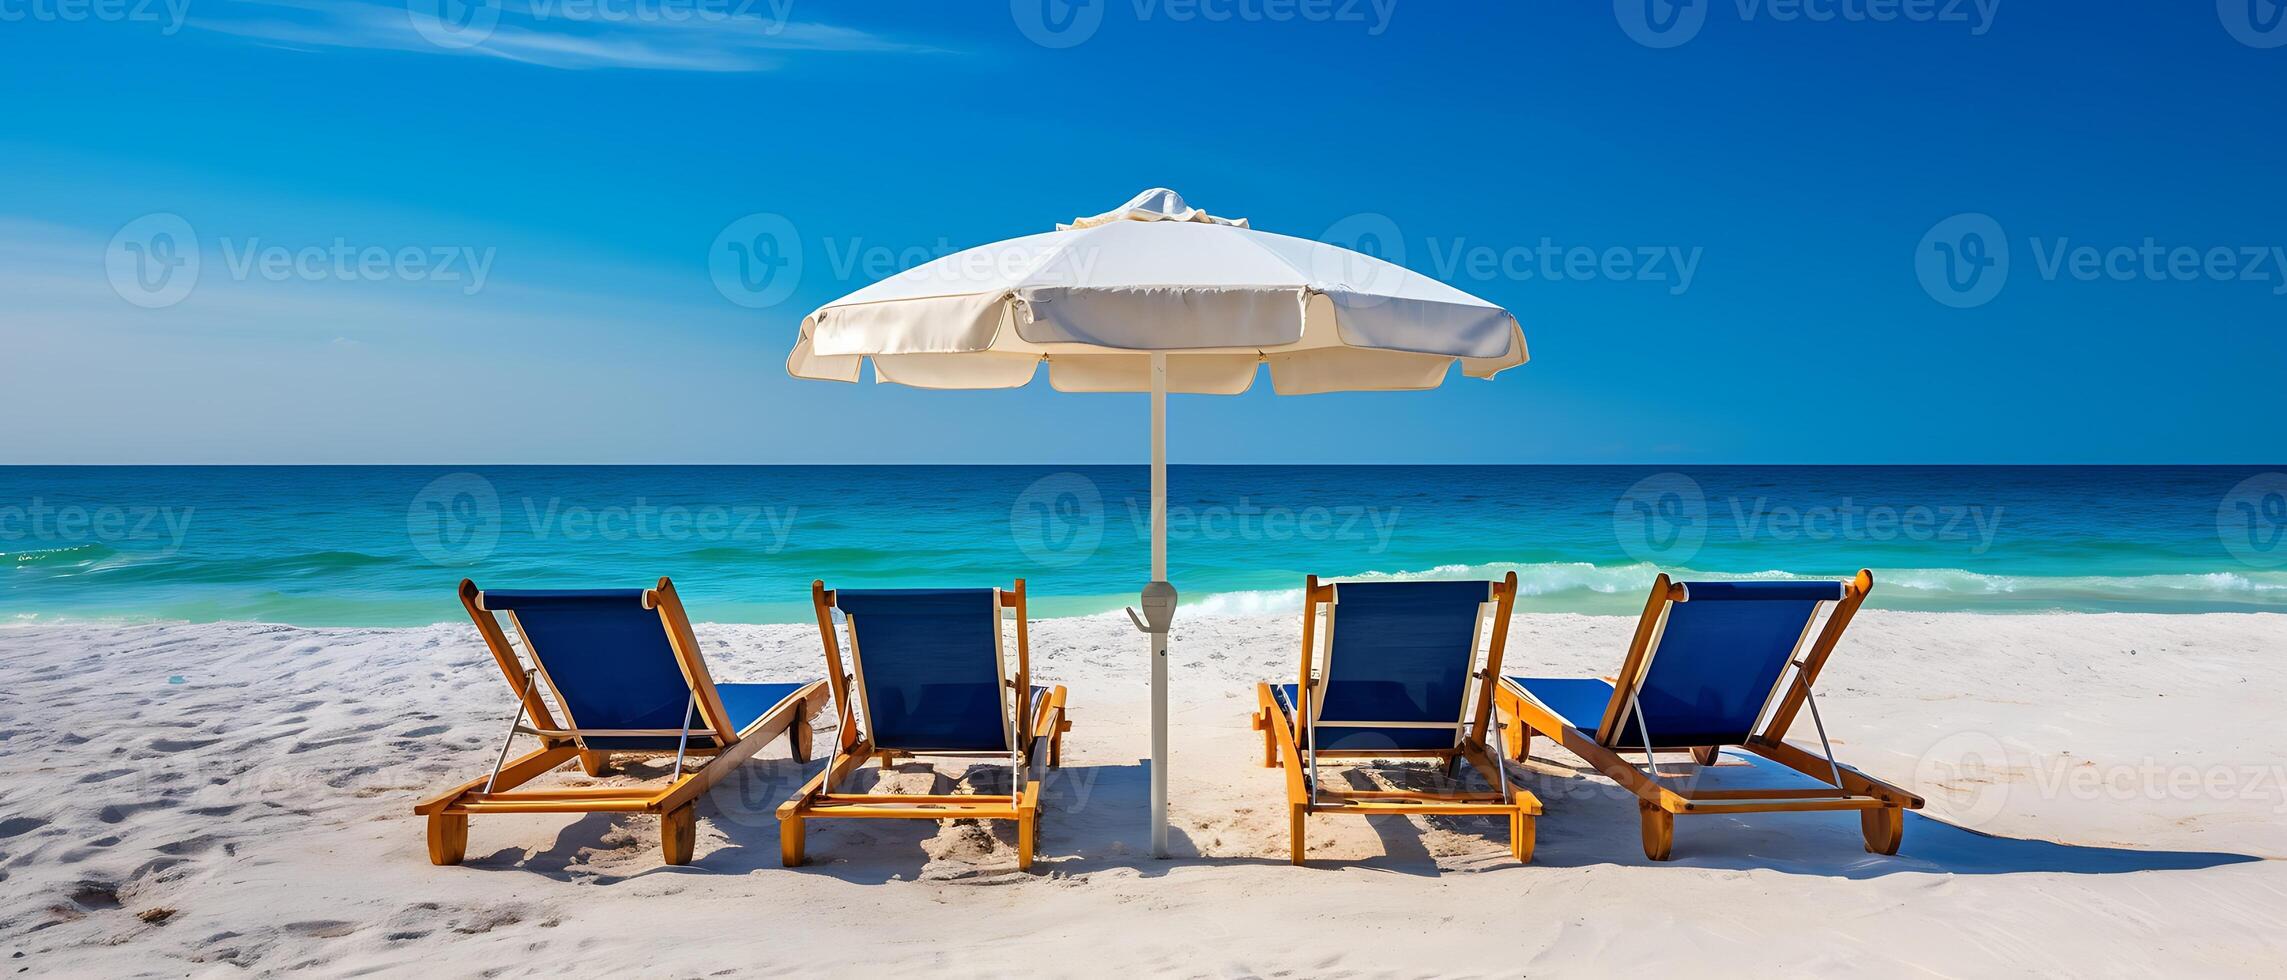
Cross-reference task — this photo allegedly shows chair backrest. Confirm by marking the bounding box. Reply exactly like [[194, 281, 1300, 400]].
[[1308, 579, 1498, 750], [832, 588, 1011, 753], [467, 583, 728, 743], [1602, 579, 1850, 749]]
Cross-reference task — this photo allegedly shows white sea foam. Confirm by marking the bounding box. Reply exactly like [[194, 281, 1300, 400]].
[[1165, 562, 2287, 617]]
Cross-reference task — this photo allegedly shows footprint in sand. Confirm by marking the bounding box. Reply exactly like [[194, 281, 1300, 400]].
[[99, 801, 175, 825], [148, 737, 222, 753], [290, 734, 372, 753], [69, 882, 121, 911], [282, 920, 357, 939], [0, 817, 49, 839], [156, 835, 221, 856]]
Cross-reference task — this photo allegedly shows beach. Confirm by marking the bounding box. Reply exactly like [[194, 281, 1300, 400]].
[[6, 609, 2281, 976]]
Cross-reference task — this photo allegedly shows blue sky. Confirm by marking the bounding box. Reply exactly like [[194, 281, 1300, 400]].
[[2, 1, 2282, 464]]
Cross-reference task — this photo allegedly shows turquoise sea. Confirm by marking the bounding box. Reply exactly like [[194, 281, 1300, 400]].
[[3, 466, 2284, 626]]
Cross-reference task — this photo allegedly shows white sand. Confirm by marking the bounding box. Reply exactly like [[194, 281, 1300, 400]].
[[3, 610, 2282, 976]]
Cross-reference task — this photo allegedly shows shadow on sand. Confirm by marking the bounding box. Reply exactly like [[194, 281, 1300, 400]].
[[466, 750, 2262, 883]]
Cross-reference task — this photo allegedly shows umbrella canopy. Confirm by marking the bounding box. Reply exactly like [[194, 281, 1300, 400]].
[[787, 188, 1528, 392], [787, 189, 1529, 859]]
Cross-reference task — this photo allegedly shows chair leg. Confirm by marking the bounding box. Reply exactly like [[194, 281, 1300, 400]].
[[1255, 708, 1280, 768], [780, 815, 806, 867], [1505, 720, 1531, 763], [1690, 745, 1721, 766], [1861, 806, 1904, 855], [1017, 810, 1038, 871], [1049, 715, 1066, 769], [1639, 804, 1674, 861], [1510, 810, 1536, 864], [426, 812, 467, 866], [661, 803, 697, 865], [789, 712, 813, 763], [577, 750, 610, 776], [1288, 805, 1308, 866]]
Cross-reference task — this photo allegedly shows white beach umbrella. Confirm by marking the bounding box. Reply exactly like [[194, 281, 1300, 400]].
[[787, 188, 1529, 856]]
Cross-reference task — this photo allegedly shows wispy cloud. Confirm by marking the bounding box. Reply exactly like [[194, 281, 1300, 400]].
[[189, 0, 940, 73]]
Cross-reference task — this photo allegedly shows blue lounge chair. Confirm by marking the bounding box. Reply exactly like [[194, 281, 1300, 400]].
[[1495, 570, 1923, 860], [415, 578, 828, 866], [1252, 574, 1540, 865], [777, 580, 1070, 871]]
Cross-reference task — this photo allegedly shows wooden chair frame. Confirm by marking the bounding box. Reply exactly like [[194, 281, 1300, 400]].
[[777, 579, 1071, 871], [1251, 572, 1541, 865], [416, 577, 828, 866], [1493, 569, 1924, 860]]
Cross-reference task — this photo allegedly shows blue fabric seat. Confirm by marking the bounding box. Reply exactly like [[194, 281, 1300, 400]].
[[835, 588, 1016, 753], [1510, 579, 1846, 749], [477, 588, 818, 751], [1273, 579, 1491, 753], [1502, 676, 1620, 734], [1274, 684, 1457, 750]]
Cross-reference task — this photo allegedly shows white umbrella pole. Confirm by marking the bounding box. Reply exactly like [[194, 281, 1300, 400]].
[[1147, 352, 1171, 858], [1122, 354, 1177, 858]]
